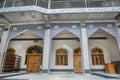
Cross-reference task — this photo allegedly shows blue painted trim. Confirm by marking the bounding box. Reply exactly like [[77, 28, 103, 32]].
[[86, 22, 120, 72], [4, 24, 45, 53], [48, 39, 52, 74], [49, 23, 83, 73], [2, 24, 45, 73], [0, 6, 120, 14], [51, 23, 81, 38], [86, 37, 92, 73], [40, 38, 44, 74]]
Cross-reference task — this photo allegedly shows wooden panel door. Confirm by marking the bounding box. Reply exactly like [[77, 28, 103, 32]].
[[73, 53, 82, 73], [105, 64, 116, 74], [27, 54, 41, 72]]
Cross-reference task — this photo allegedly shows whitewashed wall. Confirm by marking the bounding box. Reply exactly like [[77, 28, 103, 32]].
[[8, 31, 43, 69], [118, 28, 120, 36], [88, 30, 120, 69], [50, 30, 80, 70], [50, 40, 80, 70]]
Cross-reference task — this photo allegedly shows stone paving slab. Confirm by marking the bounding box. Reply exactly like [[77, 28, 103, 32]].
[[1, 73, 120, 80]]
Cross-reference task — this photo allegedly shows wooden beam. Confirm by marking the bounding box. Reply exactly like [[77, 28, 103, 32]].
[[11, 38, 43, 41], [52, 38, 79, 40], [89, 37, 107, 39]]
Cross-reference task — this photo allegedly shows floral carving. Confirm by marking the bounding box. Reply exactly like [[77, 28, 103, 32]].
[[73, 47, 81, 53], [26, 45, 42, 54], [56, 48, 68, 54], [91, 47, 103, 53]]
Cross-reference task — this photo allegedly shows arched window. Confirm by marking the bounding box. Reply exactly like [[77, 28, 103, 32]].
[[56, 48, 68, 65], [25, 45, 43, 64], [91, 47, 105, 65]]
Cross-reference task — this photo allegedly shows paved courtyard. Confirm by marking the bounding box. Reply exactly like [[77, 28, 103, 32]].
[[0, 72, 119, 80]]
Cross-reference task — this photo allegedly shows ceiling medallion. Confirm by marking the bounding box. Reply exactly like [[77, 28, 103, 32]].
[[63, 1, 72, 8]]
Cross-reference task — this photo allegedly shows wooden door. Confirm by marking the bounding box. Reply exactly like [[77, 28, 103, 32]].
[[27, 54, 41, 72], [73, 53, 82, 73]]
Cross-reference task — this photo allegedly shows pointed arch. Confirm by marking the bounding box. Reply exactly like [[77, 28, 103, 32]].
[[9, 29, 44, 40], [5, 29, 44, 53], [88, 28, 120, 49], [51, 28, 81, 39], [88, 28, 116, 39]]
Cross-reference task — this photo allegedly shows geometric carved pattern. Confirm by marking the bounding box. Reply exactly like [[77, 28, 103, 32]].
[[63, 2, 72, 8], [8, 24, 45, 40], [50, 23, 81, 39], [4, 24, 45, 52], [50, 23, 82, 72], [91, 47, 103, 53], [86, 22, 120, 49]]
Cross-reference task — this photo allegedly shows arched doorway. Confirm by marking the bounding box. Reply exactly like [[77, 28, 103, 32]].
[[7, 30, 43, 72], [73, 47, 82, 73], [88, 29, 120, 72], [50, 29, 82, 73], [26, 45, 42, 72]]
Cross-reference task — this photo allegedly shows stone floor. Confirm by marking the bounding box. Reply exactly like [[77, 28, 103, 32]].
[[0, 72, 120, 80]]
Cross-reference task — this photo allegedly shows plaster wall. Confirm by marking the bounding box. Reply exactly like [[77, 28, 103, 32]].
[[50, 40, 80, 70], [50, 30, 80, 70], [88, 31, 120, 69], [8, 31, 43, 69]]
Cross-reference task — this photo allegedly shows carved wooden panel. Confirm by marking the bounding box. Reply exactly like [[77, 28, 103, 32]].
[[105, 64, 116, 74], [56, 53, 68, 65], [27, 54, 41, 72], [73, 53, 82, 73], [91, 47, 105, 65]]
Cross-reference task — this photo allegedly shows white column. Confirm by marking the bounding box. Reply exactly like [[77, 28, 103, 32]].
[[48, 0, 51, 9], [42, 28, 50, 73], [0, 26, 9, 72], [81, 27, 90, 73]]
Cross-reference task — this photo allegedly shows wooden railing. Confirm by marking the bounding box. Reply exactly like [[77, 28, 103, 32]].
[[14, 55, 21, 71], [2, 53, 21, 72]]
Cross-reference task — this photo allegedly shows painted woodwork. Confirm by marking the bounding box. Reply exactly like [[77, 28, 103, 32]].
[[73, 53, 82, 73], [27, 54, 41, 72], [91, 47, 105, 65], [105, 64, 116, 74], [56, 53, 68, 65], [3, 53, 16, 72], [56, 48, 68, 65], [3, 53, 21, 72]]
